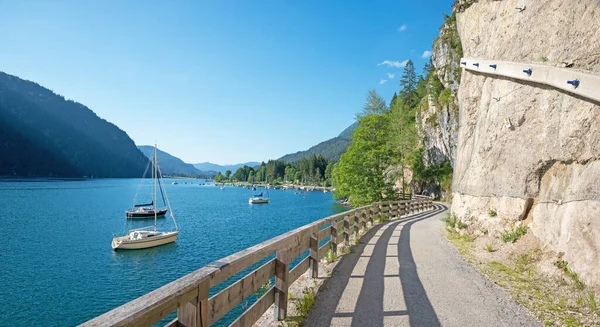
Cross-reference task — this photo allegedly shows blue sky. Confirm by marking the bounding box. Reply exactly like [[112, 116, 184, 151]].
[[0, 0, 453, 164]]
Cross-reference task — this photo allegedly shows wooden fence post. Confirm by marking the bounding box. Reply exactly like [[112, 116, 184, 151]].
[[274, 250, 289, 321], [330, 221, 338, 255], [360, 209, 366, 230], [353, 211, 359, 237], [368, 207, 373, 228], [309, 232, 319, 279], [343, 215, 350, 247], [177, 280, 209, 327]]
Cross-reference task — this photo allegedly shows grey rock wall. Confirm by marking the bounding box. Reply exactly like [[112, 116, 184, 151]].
[[451, 0, 600, 287]]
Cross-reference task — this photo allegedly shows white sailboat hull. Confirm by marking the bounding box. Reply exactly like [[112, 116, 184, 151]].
[[249, 197, 270, 204], [112, 231, 179, 250]]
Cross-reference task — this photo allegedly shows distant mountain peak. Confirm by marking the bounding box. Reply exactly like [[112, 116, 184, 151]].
[[278, 122, 357, 163], [137, 146, 215, 177], [193, 162, 261, 174]]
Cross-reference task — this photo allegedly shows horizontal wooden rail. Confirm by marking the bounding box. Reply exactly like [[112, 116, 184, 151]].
[[81, 198, 434, 327], [461, 58, 600, 104]]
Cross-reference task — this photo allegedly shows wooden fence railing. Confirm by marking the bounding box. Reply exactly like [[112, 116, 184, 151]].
[[81, 198, 434, 327]]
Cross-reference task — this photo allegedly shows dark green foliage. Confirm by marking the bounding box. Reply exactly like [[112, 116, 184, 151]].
[[193, 162, 260, 175], [399, 60, 420, 109], [441, 12, 463, 59], [409, 148, 453, 193], [437, 88, 453, 107], [231, 155, 331, 186], [278, 122, 357, 163], [0, 71, 149, 178]]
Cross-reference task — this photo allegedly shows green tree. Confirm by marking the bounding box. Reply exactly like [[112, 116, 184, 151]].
[[332, 113, 394, 206], [399, 60, 419, 108], [214, 171, 224, 183], [225, 170, 231, 179], [356, 89, 388, 119], [388, 99, 418, 195]]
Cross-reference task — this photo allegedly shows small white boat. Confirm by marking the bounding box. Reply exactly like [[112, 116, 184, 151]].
[[249, 197, 270, 204], [172, 181, 178, 185], [112, 230, 179, 250]]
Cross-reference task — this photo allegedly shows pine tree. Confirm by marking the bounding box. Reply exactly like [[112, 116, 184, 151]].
[[399, 60, 419, 108], [356, 89, 388, 119]]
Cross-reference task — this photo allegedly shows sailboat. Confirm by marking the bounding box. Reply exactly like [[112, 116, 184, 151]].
[[126, 161, 169, 218], [112, 144, 179, 250], [249, 186, 270, 204]]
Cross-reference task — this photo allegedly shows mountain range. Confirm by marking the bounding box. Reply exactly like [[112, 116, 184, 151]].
[[138, 146, 216, 177], [0, 71, 149, 178], [193, 162, 261, 174], [0, 70, 356, 178], [278, 122, 357, 163]]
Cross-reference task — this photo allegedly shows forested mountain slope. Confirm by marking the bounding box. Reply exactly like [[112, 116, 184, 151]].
[[138, 146, 215, 177], [278, 122, 357, 163], [0, 72, 148, 177]]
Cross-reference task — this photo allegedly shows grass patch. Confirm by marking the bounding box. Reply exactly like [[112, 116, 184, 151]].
[[324, 249, 338, 263], [441, 212, 458, 228], [488, 209, 497, 217], [339, 245, 352, 255], [289, 286, 316, 325], [500, 225, 527, 243], [445, 230, 600, 326], [589, 292, 597, 312], [484, 243, 495, 252], [554, 260, 586, 291], [539, 56, 549, 62]]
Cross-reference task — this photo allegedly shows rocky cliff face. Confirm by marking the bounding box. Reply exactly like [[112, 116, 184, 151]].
[[418, 16, 460, 168], [451, 0, 600, 287]]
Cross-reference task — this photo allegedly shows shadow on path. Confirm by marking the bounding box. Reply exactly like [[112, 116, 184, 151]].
[[306, 204, 447, 326], [398, 204, 448, 327]]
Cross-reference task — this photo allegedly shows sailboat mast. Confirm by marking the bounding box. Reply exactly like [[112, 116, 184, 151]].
[[154, 144, 157, 232]]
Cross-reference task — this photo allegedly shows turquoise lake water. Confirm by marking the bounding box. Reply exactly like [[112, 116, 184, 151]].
[[0, 179, 345, 326]]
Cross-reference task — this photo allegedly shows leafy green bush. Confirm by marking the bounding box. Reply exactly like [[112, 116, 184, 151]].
[[488, 209, 497, 217]]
